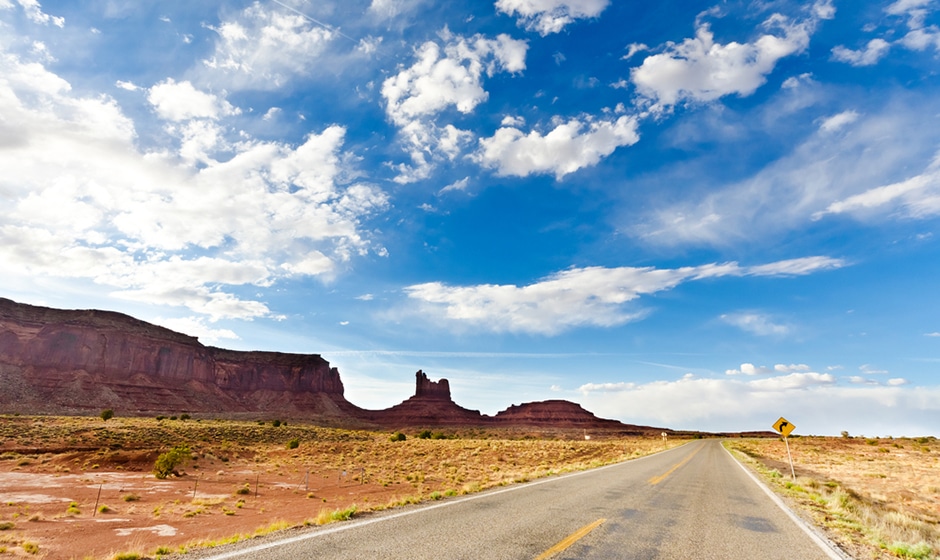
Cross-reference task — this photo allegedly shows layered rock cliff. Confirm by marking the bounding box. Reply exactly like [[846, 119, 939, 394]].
[[0, 297, 662, 434], [0, 298, 358, 421]]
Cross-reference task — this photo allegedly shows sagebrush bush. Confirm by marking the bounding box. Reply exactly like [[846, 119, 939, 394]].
[[153, 445, 191, 479]]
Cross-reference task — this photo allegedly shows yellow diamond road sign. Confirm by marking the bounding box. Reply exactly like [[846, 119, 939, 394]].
[[772, 417, 795, 437]]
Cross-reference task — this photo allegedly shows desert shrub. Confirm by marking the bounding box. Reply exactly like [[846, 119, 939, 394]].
[[286, 438, 300, 449], [66, 501, 81, 515], [0, 522, 14, 530], [417, 430, 432, 439], [235, 483, 251, 496], [389, 432, 406, 442], [153, 445, 191, 479], [98, 504, 112, 514], [113, 552, 141, 560], [272, 419, 282, 427], [122, 494, 140, 502], [23, 542, 39, 554], [179, 413, 191, 421], [100, 409, 114, 421]]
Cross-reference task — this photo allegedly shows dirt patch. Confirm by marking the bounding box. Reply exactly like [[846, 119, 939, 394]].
[[0, 415, 669, 559]]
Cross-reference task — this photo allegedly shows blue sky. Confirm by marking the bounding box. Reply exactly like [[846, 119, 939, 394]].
[[2, 0, 939, 436]]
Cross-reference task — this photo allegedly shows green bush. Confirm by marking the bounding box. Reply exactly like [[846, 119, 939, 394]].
[[153, 446, 191, 479], [272, 419, 282, 427], [417, 430, 432, 439], [100, 409, 114, 421], [286, 438, 300, 449], [389, 432, 406, 442]]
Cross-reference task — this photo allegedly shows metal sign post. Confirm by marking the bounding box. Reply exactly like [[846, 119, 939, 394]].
[[772, 416, 797, 480]]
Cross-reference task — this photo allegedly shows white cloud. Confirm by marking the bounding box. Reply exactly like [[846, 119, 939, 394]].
[[495, 0, 609, 36], [15, 0, 64, 27], [381, 31, 528, 182], [819, 110, 859, 132], [814, 153, 940, 220], [634, 99, 940, 247], [631, 13, 813, 110], [439, 177, 471, 194], [576, 374, 940, 435], [831, 39, 891, 66], [622, 42, 648, 60], [403, 257, 843, 335], [926, 332, 940, 337], [720, 312, 790, 336], [725, 363, 773, 376], [202, 3, 334, 90], [725, 363, 810, 375], [860, 364, 890, 375], [0, 47, 388, 321], [115, 80, 140, 91], [474, 115, 640, 179], [148, 79, 239, 122], [383, 33, 527, 127]]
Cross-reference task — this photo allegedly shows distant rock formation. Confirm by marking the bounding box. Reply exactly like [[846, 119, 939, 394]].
[[0, 297, 360, 422], [0, 297, 665, 434]]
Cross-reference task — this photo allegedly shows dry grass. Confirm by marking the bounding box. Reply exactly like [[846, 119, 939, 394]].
[[0, 414, 676, 559], [726, 436, 940, 559]]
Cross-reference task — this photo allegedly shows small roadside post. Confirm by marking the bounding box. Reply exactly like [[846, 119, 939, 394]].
[[772, 416, 797, 480]]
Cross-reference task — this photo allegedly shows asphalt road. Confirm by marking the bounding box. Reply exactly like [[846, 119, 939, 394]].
[[190, 439, 844, 560]]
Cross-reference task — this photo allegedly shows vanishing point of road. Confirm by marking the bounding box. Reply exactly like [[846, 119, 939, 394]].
[[191, 439, 845, 560]]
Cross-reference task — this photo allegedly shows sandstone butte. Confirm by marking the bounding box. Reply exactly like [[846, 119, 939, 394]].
[[0, 297, 666, 434]]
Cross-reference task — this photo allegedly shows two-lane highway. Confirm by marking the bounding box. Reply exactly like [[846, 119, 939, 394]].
[[190, 440, 843, 560]]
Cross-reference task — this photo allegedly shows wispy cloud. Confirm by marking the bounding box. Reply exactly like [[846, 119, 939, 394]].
[[403, 257, 843, 335]]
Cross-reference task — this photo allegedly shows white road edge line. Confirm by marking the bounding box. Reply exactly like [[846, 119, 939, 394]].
[[723, 443, 851, 560], [198, 443, 691, 560]]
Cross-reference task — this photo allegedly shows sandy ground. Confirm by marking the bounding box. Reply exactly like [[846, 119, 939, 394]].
[[0, 454, 409, 559], [0, 416, 661, 559]]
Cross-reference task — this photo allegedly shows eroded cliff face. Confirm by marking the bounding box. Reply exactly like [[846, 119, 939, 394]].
[[0, 298, 660, 433], [0, 298, 352, 419]]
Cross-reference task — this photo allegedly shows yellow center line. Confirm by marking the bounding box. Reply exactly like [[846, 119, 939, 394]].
[[648, 444, 704, 485], [534, 518, 606, 560]]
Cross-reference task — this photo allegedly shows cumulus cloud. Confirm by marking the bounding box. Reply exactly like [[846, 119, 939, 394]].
[[575, 373, 940, 435], [202, 2, 334, 90], [147, 79, 239, 122], [403, 256, 844, 335], [631, 12, 814, 110], [831, 39, 891, 66], [832, 0, 940, 65], [0, 46, 388, 321], [725, 363, 809, 375], [495, 0, 610, 36], [474, 115, 639, 179], [725, 363, 773, 375], [381, 31, 528, 182]]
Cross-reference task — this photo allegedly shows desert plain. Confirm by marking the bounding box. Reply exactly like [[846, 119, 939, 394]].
[[0, 416, 937, 560], [0, 415, 670, 560]]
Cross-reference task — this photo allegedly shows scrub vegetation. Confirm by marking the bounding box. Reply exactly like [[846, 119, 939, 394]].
[[0, 414, 673, 559], [726, 436, 940, 560]]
